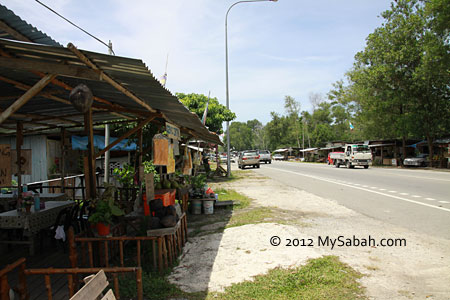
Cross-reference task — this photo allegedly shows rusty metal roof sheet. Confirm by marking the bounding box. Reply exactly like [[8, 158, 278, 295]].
[[0, 38, 221, 144]]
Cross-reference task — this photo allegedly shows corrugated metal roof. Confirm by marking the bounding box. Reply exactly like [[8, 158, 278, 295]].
[[0, 38, 221, 144], [0, 4, 61, 46]]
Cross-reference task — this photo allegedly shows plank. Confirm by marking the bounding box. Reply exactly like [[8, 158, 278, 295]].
[[69, 270, 108, 300]]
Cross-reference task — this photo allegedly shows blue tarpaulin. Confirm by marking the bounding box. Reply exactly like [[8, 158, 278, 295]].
[[71, 135, 137, 151]]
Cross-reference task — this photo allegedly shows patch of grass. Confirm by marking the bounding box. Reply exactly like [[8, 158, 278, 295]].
[[215, 188, 251, 209], [207, 256, 366, 300], [226, 207, 273, 228]]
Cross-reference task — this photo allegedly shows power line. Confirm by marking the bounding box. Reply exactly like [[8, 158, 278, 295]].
[[35, 0, 115, 55]]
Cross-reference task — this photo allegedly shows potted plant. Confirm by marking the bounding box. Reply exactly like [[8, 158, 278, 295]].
[[88, 185, 124, 236]]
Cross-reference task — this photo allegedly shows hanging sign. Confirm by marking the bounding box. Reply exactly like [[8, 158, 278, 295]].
[[166, 122, 181, 141], [0, 145, 11, 187]]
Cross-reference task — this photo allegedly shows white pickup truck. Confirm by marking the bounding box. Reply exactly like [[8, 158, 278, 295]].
[[330, 144, 372, 169]]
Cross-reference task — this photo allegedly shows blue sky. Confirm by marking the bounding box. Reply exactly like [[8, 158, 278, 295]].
[[3, 0, 392, 125]]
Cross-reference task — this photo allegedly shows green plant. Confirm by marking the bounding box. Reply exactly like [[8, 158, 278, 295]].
[[142, 160, 160, 183], [89, 184, 124, 224], [191, 174, 207, 189], [113, 163, 135, 186]]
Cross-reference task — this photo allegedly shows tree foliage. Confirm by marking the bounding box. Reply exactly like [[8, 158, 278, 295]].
[[176, 93, 236, 134]]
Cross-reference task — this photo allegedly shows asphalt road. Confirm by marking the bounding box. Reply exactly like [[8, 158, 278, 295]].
[[250, 161, 450, 239]]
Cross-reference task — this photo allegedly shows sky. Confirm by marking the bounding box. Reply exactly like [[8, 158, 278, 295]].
[[3, 0, 393, 125]]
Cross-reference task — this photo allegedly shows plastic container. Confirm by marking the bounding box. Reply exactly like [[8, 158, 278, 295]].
[[34, 193, 40, 212], [155, 189, 176, 206], [143, 193, 150, 216], [203, 200, 214, 215], [191, 199, 202, 215]]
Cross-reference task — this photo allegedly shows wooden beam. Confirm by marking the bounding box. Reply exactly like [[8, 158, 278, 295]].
[[16, 122, 23, 205], [67, 43, 157, 113], [0, 74, 56, 125], [0, 50, 135, 120], [61, 128, 66, 192], [0, 56, 100, 81], [84, 108, 96, 199], [0, 75, 133, 120], [95, 116, 155, 158], [0, 20, 32, 42]]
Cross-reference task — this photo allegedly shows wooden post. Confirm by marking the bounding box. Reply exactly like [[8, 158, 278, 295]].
[[84, 108, 96, 200], [138, 128, 143, 210], [136, 267, 143, 300], [16, 122, 23, 205], [60, 128, 66, 193]]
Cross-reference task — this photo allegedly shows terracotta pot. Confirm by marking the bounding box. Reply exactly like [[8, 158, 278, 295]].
[[96, 222, 110, 236]]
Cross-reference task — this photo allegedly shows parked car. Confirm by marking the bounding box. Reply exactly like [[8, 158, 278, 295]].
[[219, 154, 227, 163], [238, 150, 260, 169], [273, 154, 285, 161], [258, 150, 272, 164], [403, 153, 429, 167]]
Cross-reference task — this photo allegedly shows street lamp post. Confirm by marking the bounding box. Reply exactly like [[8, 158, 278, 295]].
[[225, 0, 277, 177]]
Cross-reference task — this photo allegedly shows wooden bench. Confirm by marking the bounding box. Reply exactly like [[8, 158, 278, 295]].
[[69, 270, 115, 300]]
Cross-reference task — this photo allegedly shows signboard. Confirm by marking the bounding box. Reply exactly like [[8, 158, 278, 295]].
[[166, 122, 181, 140], [11, 149, 32, 175], [0, 145, 11, 187], [145, 173, 154, 201]]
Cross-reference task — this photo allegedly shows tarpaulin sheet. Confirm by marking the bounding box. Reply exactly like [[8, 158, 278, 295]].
[[71, 135, 136, 151]]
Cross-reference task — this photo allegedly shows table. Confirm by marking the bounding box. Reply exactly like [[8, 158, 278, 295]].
[[0, 193, 67, 211], [0, 200, 74, 255]]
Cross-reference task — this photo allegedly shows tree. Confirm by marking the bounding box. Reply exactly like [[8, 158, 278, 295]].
[[347, 0, 450, 161], [284, 96, 302, 148], [176, 93, 236, 134], [227, 121, 254, 151]]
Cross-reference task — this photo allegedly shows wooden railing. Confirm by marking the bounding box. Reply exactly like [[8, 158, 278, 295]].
[[68, 227, 159, 270], [0, 257, 142, 300], [0, 257, 28, 300], [24, 267, 142, 300]]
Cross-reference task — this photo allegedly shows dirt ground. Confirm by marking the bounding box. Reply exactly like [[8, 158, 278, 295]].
[[169, 170, 450, 299]]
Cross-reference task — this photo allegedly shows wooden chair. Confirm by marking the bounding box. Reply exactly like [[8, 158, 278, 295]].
[[69, 269, 116, 300]]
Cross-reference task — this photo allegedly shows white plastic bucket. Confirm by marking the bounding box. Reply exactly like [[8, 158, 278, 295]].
[[203, 200, 214, 215], [192, 200, 202, 215]]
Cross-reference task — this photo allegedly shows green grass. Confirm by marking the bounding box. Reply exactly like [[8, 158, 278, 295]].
[[226, 207, 273, 228], [207, 256, 366, 300], [215, 187, 251, 209]]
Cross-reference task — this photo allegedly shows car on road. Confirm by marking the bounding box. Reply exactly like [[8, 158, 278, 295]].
[[258, 150, 272, 164], [238, 150, 260, 169], [273, 153, 285, 161], [403, 153, 429, 167], [219, 154, 227, 163]]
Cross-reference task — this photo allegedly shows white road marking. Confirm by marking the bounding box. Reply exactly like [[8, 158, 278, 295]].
[[389, 191, 397, 193], [400, 193, 409, 196], [370, 187, 377, 189], [412, 195, 421, 198], [379, 188, 386, 191], [265, 167, 450, 213], [438, 201, 450, 204], [426, 198, 435, 201], [362, 185, 369, 188]]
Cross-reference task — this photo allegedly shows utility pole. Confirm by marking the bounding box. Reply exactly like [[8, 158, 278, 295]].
[[104, 40, 113, 184]]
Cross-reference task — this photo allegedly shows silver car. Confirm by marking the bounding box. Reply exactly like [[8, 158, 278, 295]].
[[403, 153, 429, 167], [238, 150, 260, 169]]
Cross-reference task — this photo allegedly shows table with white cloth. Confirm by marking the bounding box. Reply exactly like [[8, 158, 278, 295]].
[[0, 192, 67, 211], [0, 200, 74, 255]]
